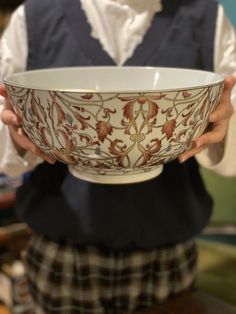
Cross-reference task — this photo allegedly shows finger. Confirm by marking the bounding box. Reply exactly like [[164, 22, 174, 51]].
[[35, 151, 56, 164], [178, 76, 236, 164], [0, 88, 20, 125], [210, 76, 235, 122], [29, 145, 56, 164], [209, 102, 234, 123], [1, 88, 56, 165], [224, 75, 236, 90], [0, 85, 8, 98], [0, 85, 15, 111], [3, 97, 13, 110], [10, 126, 56, 164], [31, 147, 56, 164], [179, 118, 228, 163], [194, 120, 228, 148], [1, 108, 20, 126], [179, 144, 207, 163], [17, 132, 52, 163], [10, 126, 39, 152], [221, 76, 236, 99]]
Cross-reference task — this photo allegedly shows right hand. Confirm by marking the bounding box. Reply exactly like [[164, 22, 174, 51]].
[[0, 85, 56, 164]]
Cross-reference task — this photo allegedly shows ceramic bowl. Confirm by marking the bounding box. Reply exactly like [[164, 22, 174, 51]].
[[4, 67, 224, 184]]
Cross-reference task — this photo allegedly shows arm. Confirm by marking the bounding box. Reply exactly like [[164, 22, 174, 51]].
[[0, 5, 54, 177], [195, 4, 236, 176], [179, 4, 236, 176]]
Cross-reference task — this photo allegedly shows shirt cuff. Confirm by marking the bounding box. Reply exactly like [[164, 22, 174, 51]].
[[196, 111, 236, 177], [0, 123, 43, 177]]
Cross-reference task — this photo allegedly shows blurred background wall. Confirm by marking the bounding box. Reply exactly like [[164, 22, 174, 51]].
[[0, 0, 23, 34], [219, 0, 236, 28]]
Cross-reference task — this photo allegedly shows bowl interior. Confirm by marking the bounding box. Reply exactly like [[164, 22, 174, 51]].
[[4, 66, 223, 92]]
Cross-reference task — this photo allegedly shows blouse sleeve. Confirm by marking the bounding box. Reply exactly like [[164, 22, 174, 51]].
[[196, 4, 236, 177], [0, 5, 43, 177]]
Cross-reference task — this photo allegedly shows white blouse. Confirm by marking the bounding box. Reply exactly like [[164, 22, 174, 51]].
[[0, 1, 236, 176]]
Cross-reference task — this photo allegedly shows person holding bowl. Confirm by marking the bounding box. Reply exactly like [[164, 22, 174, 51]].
[[0, 0, 236, 313]]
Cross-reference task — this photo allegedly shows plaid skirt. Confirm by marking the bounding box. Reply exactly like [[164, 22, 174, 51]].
[[23, 235, 197, 314]]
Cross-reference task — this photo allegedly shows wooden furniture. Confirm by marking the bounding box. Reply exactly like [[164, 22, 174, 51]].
[[0, 305, 11, 314], [0, 0, 24, 34], [137, 291, 236, 314], [0, 0, 24, 11], [0, 192, 15, 211]]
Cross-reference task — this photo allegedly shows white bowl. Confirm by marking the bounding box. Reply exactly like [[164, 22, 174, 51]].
[[4, 67, 224, 184]]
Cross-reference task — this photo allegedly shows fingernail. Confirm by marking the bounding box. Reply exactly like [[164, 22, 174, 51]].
[[17, 128, 23, 136], [47, 158, 56, 164], [195, 141, 203, 149], [209, 114, 215, 122], [12, 117, 19, 125], [179, 156, 187, 163]]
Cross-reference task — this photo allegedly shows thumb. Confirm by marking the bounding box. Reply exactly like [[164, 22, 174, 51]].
[[0, 85, 8, 98]]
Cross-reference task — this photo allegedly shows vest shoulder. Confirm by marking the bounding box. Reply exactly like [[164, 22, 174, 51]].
[[186, 0, 218, 8], [178, 0, 219, 19], [161, 0, 219, 15], [25, 0, 64, 26], [25, 0, 57, 8]]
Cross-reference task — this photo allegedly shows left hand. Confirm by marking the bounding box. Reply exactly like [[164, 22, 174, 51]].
[[0, 85, 56, 164], [179, 76, 236, 163]]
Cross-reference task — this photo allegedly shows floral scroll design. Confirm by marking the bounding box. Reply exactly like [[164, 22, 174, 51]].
[[6, 83, 223, 175]]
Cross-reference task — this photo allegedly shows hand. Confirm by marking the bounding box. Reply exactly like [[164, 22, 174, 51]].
[[0, 85, 56, 164], [179, 76, 236, 163]]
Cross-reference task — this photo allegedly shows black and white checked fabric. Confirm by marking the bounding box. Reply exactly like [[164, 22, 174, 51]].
[[23, 235, 197, 314]]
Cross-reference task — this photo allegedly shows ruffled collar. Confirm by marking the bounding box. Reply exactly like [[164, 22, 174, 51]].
[[80, 0, 163, 65]]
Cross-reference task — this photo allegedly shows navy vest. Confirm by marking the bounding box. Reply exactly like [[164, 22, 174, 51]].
[[16, 0, 218, 249]]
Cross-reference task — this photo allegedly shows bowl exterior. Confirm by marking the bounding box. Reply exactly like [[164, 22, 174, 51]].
[[5, 83, 223, 182]]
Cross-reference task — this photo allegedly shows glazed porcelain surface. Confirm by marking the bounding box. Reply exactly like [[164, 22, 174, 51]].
[[5, 67, 224, 184]]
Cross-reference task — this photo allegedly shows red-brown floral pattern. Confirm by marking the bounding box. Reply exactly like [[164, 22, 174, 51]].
[[6, 83, 223, 179]]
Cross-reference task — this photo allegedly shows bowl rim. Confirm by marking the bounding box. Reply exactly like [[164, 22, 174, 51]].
[[4, 66, 224, 93]]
